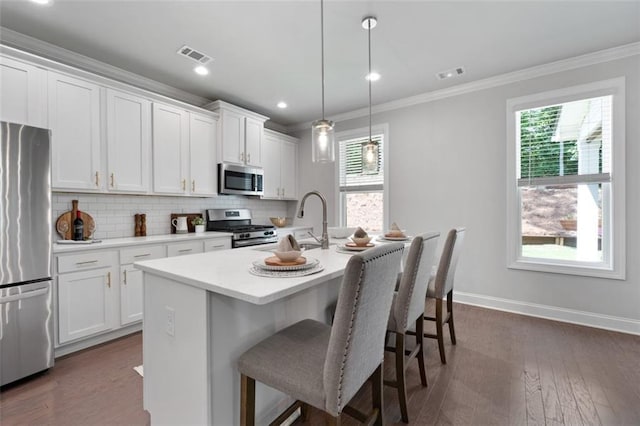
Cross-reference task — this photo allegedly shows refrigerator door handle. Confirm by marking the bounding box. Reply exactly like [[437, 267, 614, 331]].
[[0, 288, 48, 304]]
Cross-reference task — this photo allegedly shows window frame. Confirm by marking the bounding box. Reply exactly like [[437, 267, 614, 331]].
[[334, 124, 389, 232], [506, 78, 625, 279]]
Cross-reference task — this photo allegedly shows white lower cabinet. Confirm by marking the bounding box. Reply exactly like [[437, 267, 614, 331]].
[[119, 244, 166, 326], [57, 251, 118, 344], [167, 240, 203, 257], [203, 237, 232, 252]]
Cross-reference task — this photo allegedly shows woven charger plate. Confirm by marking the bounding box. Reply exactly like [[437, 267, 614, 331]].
[[248, 263, 324, 278], [252, 257, 319, 272]]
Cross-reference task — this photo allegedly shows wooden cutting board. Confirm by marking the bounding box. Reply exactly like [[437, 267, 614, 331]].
[[264, 256, 307, 266], [56, 199, 96, 240], [170, 213, 203, 234]]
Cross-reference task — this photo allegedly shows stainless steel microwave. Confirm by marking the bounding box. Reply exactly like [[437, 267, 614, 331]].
[[218, 163, 264, 196]]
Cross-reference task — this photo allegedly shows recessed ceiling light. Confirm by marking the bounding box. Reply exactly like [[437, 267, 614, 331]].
[[194, 66, 209, 76], [277, 102, 287, 109], [30, 0, 51, 4], [365, 72, 381, 82], [436, 67, 465, 80]]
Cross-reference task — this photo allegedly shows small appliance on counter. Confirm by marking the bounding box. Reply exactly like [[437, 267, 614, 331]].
[[1, 121, 54, 386], [206, 209, 277, 248]]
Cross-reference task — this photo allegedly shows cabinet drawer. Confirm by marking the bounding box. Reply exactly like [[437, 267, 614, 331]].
[[120, 245, 166, 264], [167, 241, 203, 257], [57, 251, 117, 274], [203, 238, 231, 252]]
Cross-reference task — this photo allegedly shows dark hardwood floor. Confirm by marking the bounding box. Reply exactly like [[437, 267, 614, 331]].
[[1, 302, 639, 425]]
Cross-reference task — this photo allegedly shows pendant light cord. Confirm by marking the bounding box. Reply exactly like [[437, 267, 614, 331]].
[[368, 20, 372, 142], [321, 0, 325, 120]]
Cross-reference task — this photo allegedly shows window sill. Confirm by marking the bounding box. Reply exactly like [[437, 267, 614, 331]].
[[508, 259, 625, 280]]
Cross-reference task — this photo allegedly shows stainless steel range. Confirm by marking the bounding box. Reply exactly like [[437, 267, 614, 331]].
[[206, 209, 278, 248]]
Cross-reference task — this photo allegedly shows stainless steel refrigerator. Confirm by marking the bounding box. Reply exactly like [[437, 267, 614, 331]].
[[0, 121, 54, 386]]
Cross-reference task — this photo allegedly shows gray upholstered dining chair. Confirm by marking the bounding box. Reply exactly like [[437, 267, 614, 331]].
[[237, 242, 405, 426], [424, 227, 465, 364], [385, 232, 439, 423]]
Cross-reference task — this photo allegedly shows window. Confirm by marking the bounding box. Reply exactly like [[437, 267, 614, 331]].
[[506, 78, 625, 279], [336, 125, 388, 233]]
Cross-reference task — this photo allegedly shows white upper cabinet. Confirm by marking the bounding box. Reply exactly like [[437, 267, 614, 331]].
[[189, 112, 218, 196], [106, 89, 151, 193], [49, 72, 102, 191], [209, 101, 267, 168], [0, 55, 47, 128], [152, 103, 189, 195], [262, 129, 298, 200]]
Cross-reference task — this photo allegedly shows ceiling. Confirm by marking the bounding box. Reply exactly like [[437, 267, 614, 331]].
[[1, 1, 639, 127]]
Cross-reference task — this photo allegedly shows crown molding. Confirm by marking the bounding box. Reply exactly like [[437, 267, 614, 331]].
[[0, 27, 211, 107], [286, 41, 640, 133]]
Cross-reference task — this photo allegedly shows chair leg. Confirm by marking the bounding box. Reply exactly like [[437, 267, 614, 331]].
[[447, 290, 457, 345], [240, 374, 255, 426], [395, 332, 409, 423], [326, 413, 342, 426], [435, 299, 447, 364], [371, 363, 384, 426], [300, 402, 309, 421], [415, 317, 428, 387]]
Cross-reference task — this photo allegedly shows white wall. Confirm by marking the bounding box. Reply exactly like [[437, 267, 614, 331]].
[[295, 55, 640, 332], [53, 193, 288, 239]]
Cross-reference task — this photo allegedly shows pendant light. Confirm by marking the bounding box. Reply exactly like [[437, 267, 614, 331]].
[[311, 0, 335, 163], [362, 16, 378, 173]]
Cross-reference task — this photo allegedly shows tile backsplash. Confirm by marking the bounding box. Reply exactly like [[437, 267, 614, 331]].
[[53, 193, 291, 240]]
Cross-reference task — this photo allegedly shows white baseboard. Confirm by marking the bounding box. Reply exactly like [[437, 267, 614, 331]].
[[454, 291, 640, 336], [55, 323, 142, 358]]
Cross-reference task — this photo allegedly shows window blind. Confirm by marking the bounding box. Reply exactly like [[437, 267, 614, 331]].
[[517, 95, 611, 187], [339, 134, 384, 192]]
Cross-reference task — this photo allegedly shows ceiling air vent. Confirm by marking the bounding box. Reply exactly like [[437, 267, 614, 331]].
[[177, 45, 212, 65], [436, 67, 465, 80]]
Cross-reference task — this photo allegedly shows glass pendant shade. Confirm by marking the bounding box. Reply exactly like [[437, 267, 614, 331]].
[[311, 119, 335, 162], [362, 140, 379, 173]]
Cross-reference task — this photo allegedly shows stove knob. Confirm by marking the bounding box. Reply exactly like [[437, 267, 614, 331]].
[[243, 233, 250, 238], [264, 231, 272, 236]]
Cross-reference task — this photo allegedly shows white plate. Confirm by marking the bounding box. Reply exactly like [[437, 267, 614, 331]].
[[252, 257, 319, 271], [377, 235, 411, 242], [248, 263, 324, 278], [339, 244, 374, 252]]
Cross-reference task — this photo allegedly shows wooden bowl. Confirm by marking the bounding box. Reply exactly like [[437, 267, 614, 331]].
[[270, 217, 288, 227], [350, 236, 372, 247], [273, 250, 302, 262]]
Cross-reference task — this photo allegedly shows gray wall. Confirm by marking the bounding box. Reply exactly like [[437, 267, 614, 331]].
[[294, 55, 640, 327]]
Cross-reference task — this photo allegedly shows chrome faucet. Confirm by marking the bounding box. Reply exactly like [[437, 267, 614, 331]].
[[296, 190, 329, 249]]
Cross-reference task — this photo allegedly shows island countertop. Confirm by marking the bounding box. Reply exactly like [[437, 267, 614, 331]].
[[134, 243, 355, 305]]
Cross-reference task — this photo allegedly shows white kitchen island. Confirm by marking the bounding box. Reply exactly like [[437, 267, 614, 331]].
[[135, 244, 354, 425]]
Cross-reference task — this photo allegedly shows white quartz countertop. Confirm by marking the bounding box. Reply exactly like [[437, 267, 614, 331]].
[[53, 231, 233, 253], [134, 237, 409, 305]]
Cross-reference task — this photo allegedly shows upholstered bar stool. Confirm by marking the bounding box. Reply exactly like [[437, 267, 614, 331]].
[[424, 227, 465, 364], [385, 232, 439, 423], [237, 243, 405, 426]]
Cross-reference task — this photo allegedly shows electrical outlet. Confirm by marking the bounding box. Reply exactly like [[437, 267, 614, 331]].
[[165, 306, 175, 336]]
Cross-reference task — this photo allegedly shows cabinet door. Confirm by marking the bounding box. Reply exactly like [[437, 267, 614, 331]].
[[106, 89, 151, 193], [189, 113, 217, 196], [219, 109, 244, 164], [0, 56, 47, 127], [203, 238, 231, 252], [49, 72, 101, 191], [152, 103, 189, 194], [244, 117, 263, 167], [120, 264, 143, 325], [261, 134, 281, 199], [58, 266, 116, 344], [280, 140, 298, 199]]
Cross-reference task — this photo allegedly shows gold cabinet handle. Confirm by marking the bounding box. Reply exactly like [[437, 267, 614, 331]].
[[192, 180, 195, 192], [107, 271, 111, 288], [123, 270, 127, 285], [239, 152, 243, 162], [110, 173, 115, 188], [182, 179, 186, 191], [282, 187, 285, 197], [95, 171, 100, 187], [247, 152, 251, 163]]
